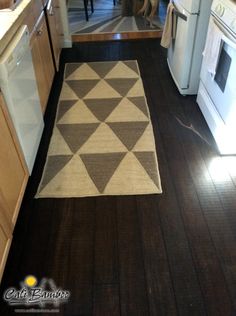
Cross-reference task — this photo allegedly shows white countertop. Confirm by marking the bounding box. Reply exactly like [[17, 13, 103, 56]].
[[0, 0, 31, 44]]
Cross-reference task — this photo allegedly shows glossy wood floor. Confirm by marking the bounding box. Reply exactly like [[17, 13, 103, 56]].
[[1, 40, 236, 316], [72, 30, 162, 42]]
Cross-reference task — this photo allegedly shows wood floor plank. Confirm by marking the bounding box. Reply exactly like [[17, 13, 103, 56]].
[[62, 198, 96, 316], [136, 195, 178, 316], [152, 134, 206, 315], [72, 31, 162, 43], [162, 113, 233, 315], [177, 98, 236, 311], [116, 196, 149, 316], [94, 196, 119, 284], [93, 284, 120, 316], [142, 70, 207, 315]]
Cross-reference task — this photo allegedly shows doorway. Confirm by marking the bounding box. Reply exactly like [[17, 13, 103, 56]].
[[67, 0, 168, 40]]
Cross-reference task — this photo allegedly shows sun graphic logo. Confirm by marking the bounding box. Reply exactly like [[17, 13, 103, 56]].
[[24, 275, 37, 288]]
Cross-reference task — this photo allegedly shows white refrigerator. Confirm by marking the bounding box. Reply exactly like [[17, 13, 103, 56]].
[[167, 0, 212, 95]]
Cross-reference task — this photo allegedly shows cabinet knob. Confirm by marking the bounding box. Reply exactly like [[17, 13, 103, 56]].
[[37, 30, 43, 36]]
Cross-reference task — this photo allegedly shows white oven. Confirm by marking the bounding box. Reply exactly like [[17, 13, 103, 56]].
[[197, 0, 236, 154]]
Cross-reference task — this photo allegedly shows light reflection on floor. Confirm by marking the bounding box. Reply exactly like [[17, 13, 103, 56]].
[[208, 156, 236, 183]]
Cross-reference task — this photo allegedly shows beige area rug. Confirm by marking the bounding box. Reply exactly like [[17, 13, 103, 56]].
[[36, 61, 162, 198]]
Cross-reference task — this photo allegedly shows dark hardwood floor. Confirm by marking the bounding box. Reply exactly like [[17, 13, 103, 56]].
[[1, 39, 236, 315]]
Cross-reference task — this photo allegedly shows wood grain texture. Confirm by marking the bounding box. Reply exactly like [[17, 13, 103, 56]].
[[72, 31, 162, 43], [0, 93, 28, 226], [0, 39, 236, 315]]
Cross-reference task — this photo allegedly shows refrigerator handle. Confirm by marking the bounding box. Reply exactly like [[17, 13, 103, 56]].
[[172, 6, 187, 21]]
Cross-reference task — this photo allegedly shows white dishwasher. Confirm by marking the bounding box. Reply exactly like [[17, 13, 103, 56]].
[[0, 25, 44, 174]]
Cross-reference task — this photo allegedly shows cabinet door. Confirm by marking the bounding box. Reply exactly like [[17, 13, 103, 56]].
[[0, 189, 12, 282], [46, 0, 62, 71], [0, 93, 28, 226], [31, 12, 55, 113]]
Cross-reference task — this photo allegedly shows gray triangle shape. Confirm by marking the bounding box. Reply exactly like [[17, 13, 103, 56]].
[[67, 80, 100, 99], [80, 152, 126, 193], [56, 100, 78, 122], [40, 155, 73, 190], [84, 98, 122, 121], [88, 62, 118, 78], [128, 97, 149, 118], [123, 61, 139, 75], [57, 123, 99, 153], [65, 63, 82, 79], [107, 121, 149, 150], [134, 152, 159, 187], [105, 78, 138, 97]]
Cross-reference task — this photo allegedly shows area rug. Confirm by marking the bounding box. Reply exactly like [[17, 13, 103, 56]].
[[36, 61, 162, 198], [68, 0, 165, 35]]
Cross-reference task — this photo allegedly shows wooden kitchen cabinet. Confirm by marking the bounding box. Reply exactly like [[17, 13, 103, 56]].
[[30, 12, 55, 113], [46, 0, 62, 70], [0, 93, 28, 225], [0, 190, 12, 281], [0, 92, 28, 280]]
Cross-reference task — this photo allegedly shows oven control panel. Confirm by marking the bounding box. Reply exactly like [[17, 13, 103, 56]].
[[212, 0, 236, 35], [215, 3, 225, 16]]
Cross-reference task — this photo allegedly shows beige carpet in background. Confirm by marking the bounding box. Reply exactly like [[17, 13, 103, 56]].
[[36, 61, 162, 198]]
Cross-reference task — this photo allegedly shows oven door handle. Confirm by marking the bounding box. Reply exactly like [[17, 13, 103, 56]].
[[213, 18, 236, 50]]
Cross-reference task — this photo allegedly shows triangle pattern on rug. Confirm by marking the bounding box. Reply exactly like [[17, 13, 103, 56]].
[[57, 123, 99, 153], [132, 123, 156, 152], [37, 61, 162, 198], [67, 79, 100, 99], [126, 79, 145, 97], [60, 82, 79, 100], [105, 152, 159, 194], [84, 98, 122, 121], [38, 155, 99, 197], [106, 97, 148, 122], [123, 61, 139, 75], [107, 121, 149, 150], [40, 155, 73, 191], [64, 63, 82, 79], [105, 61, 139, 79], [78, 123, 127, 153], [56, 100, 78, 122], [66, 63, 100, 80], [84, 79, 122, 99], [57, 100, 99, 124], [80, 152, 126, 193], [105, 78, 138, 97], [88, 61, 118, 78], [48, 127, 73, 156], [128, 97, 149, 118], [134, 151, 160, 187]]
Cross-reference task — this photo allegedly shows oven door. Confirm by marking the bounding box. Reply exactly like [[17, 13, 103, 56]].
[[200, 16, 236, 128]]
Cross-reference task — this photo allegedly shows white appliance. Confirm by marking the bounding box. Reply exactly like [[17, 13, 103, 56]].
[[0, 25, 44, 173], [197, 0, 236, 154], [167, 0, 212, 95]]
